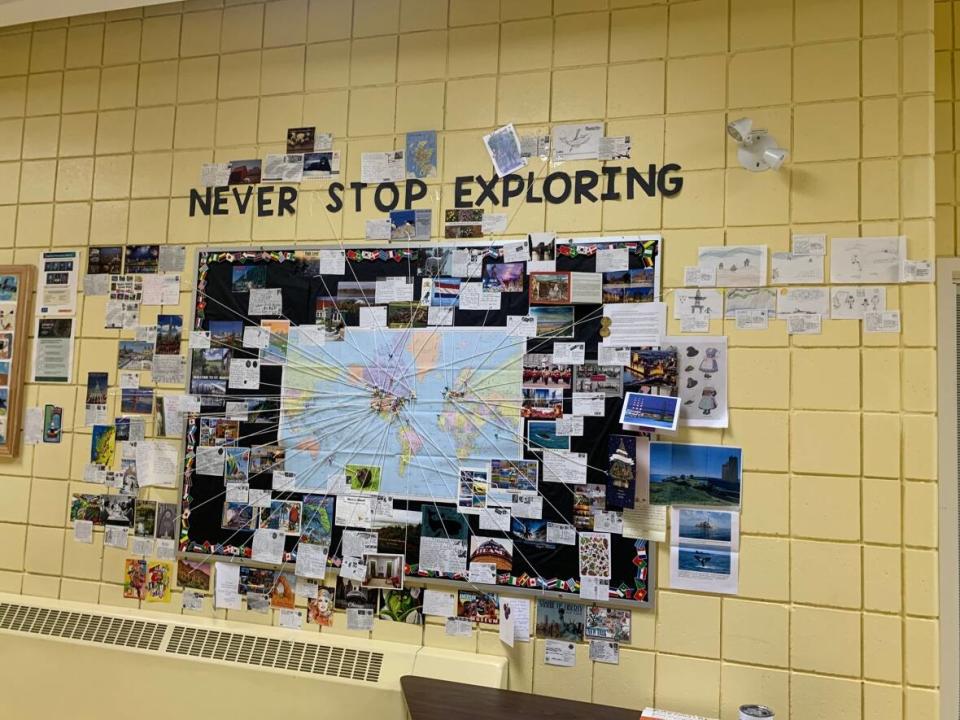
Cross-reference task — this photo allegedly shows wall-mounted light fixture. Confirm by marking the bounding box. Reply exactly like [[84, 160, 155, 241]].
[[726, 117, 788, 172]]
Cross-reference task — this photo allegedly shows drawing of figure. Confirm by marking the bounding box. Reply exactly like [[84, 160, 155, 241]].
[[698, 387, 718, 415], [699, 348, 719, 375]]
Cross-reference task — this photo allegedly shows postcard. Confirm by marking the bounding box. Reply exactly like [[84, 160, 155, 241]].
[[620, 392, 680, 432], [221, 501, 255, 530], [389, 209, 431, 241], [361, 552, 404, 589], [270, 572, 296, 609], [673, 289, 722, 319], [228, 159, 262, 184], [572, 363, 623, 397], [526, 420, 569, 452], [259, 499, 302, 535], [361, 150, 404, 183], [624, 348, 677, 395], [529, 306, 574, 338], [457, 591, 499, 624], [300, 494, 334, 545], [90, 424, 116, 466], [521, 388, 564, 419], [584, 606, 631, 642], [87, 246, 123, 275], [529, 271, 571, 304], [649, 443, 741, 507], [125, 245, 160, 274], [535, 599, 584, 641], [606, 434, 645, 509], [177, 560, 211, 591], [124, 559, 147, 600], [444, 209, 483, 239], [133, 499, 156, 537], [469, 536, 513, 573], [483, 262, 525, 293], [287, 126, 315, 153]]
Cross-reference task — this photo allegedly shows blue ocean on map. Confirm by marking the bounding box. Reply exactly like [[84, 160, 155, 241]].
[[279, 328, 524, 501]]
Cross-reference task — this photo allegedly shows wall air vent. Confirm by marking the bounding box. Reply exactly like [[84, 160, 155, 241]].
[[0, 601, 166, 651], [0, 600, 382, 683], [164, 625, 383, 682]]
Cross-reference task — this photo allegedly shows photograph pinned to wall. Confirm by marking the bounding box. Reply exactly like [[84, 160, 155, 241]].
[[572, 363, 623, 396], [620, 392, 680, 432], [529, 306, 574, 338], [386, 301, 428, 328], [672, 289, 722, 319], [511, 517, 551, 544], [585, 606, 631, 642], [526, 420, 570, 452], [669, 506, 740, 594], [389, 209, 431, 241], [221, 501, 255, 530], [529, 272, 571, 304], [601, 268, 655, 303], [223, 446, 250, 483], [770, 251, 824, 284], [303, 151, 341, 179], [551, 123, 603, 162], [286, 126, 316, 153], [405, 130, 437, 179], [623, 348, 677, 395], [660, 336, 727, 428], [578, 531, 612, 578], [231, 265, 267, 293], [190, 348, 229, 396], [444, 209, 484, 239], [209, 320, 244, 350], [829, 236, 905, 284], [528, 232, 556, 267], [362, 552, 405, 589], [522, 353, 571, 389], [345, 464, 382, 493], [260, 318, 290, 365], [482, 123, 526, 177], [177, 559, 211, 591], [535, 599, 585, 641], [87, 246, 123, 275], [469, 536, 513, 573], [830, 286, 885, 319], [259, 499, 301, 535], [228, 159, 262, 185], [457, 466, 490, 514], [300, 494, 334, 545], [134, 499, 157, 537], [156, 502, 177, 540], [335, 578, 378, 611], [649, 443, 741, 507], [521, 387, 564, 419], [120, 387, 153, 415], [457, 591, 499, 624], [723, 288, 777, 318], [379, 588, 423, 623], [697, 245, 767, 287], [776, 287, 829, 317], [270, 572, 296, 609], [482, 262, 525, 292], [154, 314, 183, 354]]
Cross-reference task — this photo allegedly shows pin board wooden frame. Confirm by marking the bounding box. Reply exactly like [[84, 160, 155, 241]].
[[0, 266, 35, 459]]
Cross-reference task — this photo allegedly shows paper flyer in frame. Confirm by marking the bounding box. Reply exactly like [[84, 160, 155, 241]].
[[0, 267, 33, 457], [660, 336, 727, 428]]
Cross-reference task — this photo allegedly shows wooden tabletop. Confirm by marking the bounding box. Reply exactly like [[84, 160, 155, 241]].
[[401, 675, 639, 720]]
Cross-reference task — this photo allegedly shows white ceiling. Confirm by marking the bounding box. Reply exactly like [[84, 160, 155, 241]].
[[0, 0, 176, 27]]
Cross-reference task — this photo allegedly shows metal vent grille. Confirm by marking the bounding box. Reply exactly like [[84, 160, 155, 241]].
[[165, 626, 383, 682], [0, 602, 166, 651]]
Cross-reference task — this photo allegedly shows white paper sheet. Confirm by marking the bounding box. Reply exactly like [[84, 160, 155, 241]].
[[830, 236, 904, 283], [601, 302, 665, 346], [215, 562, 242, 610]]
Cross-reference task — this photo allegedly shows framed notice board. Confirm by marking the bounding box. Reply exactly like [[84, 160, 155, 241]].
[[179, 238, 660, 608]]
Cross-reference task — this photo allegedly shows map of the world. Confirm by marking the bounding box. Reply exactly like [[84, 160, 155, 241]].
[[278, 327, 524, 501]]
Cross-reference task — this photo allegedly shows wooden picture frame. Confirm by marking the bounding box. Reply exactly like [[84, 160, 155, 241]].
[[0, 266, 35, 459]]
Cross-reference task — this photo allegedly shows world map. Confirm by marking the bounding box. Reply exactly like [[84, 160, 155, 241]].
[[278, 327, 524, 501]]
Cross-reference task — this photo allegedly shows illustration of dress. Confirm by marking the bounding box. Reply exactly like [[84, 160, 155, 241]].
[[698, 387, 718, 415], [699, 348, 719, 375]]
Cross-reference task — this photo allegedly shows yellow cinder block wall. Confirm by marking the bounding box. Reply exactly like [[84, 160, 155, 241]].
[[0, 0, 942, 718]]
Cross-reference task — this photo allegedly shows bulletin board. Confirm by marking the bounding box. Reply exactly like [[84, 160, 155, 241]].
[[0, 266, 34, 458], [179, 238, 661, 607]]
